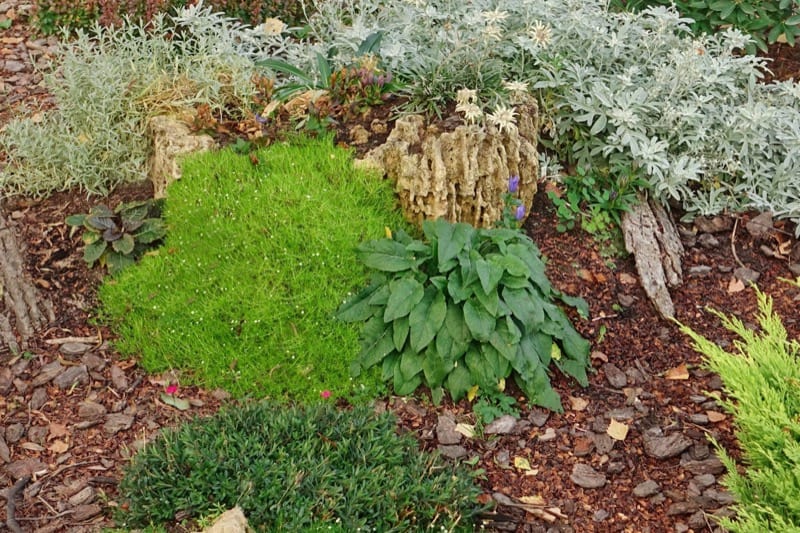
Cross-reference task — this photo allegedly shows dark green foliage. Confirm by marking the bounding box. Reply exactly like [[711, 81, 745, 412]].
[[338, 218, 591, 412], [609, 0, 800, 53], [117, 402, 485, 531], [66, 199, 166, 274]]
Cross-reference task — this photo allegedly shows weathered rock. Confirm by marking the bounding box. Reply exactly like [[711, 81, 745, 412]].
[[147, 115, 216, 199], [53, 365, 89, 388], [29, 387, 47, 410], [643, 432, 692, 459], [573, 437, 594, 457], [0, 366, 12, 394], [109, 365, 128, 391], [203, 506, 250, 533], [697, 233, 720, 249], [27, 425, 48, 445], [68, 486, 95, 506], [78, 401, 107, 421], [484, 415, 518, 435], [0, 435, 10, 462], [81, 352, 106, 371], [528, 408, 550, 427], [681, 456, 726, 476], [667, 501, 700, 516], [694, 216, 733, 234], [436, 414, 462, 445], [359, 98, 539, 228], [31, 360, 63, 387], [590, 432, 615, 455], [745, 212, 773, 239], [59, 342, 91, 357], [5, 422, 25, 443], [570, 463, 607, 489], [734, 266, 760, 284], [438, 445, 468, 460], [694, 473, 716, 488], [603, 363, 627, 389], [704, 488, 734, 505], [633, 480, 661, 498], [104, 413, 135, 435], [71, 504, 102, 521], [5, 458, 47, 479]]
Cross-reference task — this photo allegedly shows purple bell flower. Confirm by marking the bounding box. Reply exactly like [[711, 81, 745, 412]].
[[514, 204, 525, 221], [508, 175, 520, 193]]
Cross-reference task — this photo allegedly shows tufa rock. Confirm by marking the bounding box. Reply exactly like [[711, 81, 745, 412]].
[[147, 115, 216, 199], [570, 463, 607, 489], [203, 506, 250, 533], [359, 98, 539, 228]]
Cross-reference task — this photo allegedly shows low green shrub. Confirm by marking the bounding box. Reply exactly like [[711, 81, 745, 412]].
[[66, 199, 166, 274], [609, 0, 800, 53], [117, 402, 484, 531], [99, 136, 408, 402], [337, 217, 590, 412], [680, 289, 800, 532]]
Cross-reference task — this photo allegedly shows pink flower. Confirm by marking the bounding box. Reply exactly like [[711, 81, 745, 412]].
[[165, 384, 178, 395], [320, 390, 331, 400]]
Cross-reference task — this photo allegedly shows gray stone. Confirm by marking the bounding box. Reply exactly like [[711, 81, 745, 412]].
[[734, 267, 760, 284], [53, 365, 89, 388], [689, 443, 710, 460], [28, 425, 49, 445], [694, 474, 716, 488], [697, 233, 720, 248], [31, 360, 63, 387], [6, 423, 25, 443], [681, 456, 726, 476], [590, 432, 615, 454], [745, 212, 773, 239], [3, 60, 26, 73], [81, 352, 106, 371], [29, 387, 48, 410], [689, 413, 708, 425], [688, 511, 708, 530], [0, 367, 12, 394], [438, 445, 468, 459], [528, 408, 550, 427], [694, 216, 732, 234], [72, 504, 102, 521], [592, 509, 609, 522], [104, 413, 135, 435], [643, 432, 692, 459], [570, 463, 607, 489], [110, 365, 128, 391], [5, 458, 47, 480], [606, 462, 626, 475], [688, 265, 712, 275], [484, 414, 517, 435], [435, 414, 462, 445], [633, 480, 661, 498], [602, 363, 627, 388], [0, 435, 10, 463], [68, 486, 95, 506], [203, 507, 250, 533], [667, 501, 700, 516], [704, 488, 735, 505], [59, 342, 92, 357], [78, 401, 107, 421]]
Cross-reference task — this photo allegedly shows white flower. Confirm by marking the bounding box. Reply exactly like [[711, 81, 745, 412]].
[[487, 104, 517, 134], [456, 102, 483, 124], [456, 88, 478, 106], [262, 17, 285, 36], [481, 9, 509, 24], [529, 20, 552, 47], [482, 23, 503, 42]]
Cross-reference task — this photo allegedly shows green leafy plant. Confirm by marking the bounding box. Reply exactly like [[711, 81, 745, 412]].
[[337, 218, 591, 412], [679, 288, 800, 532], [0, 18, 12, 30], [66, 199, 166, 274], [117, 402, 485, 531], [473, 393, 519, 426]]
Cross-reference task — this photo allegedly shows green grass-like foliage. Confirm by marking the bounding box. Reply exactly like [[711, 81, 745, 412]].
[[337, 218, 591, 412], [117, 402, 483, 531], [66, 199, 166, 274], [99, 137, 407, 401], [680, 290, 800, 532]]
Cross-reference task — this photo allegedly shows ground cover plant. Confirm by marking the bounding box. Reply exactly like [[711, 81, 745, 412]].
[[99, 136, 408, 401], [117, 402, 484, 531], [680, 288, 800, 532]]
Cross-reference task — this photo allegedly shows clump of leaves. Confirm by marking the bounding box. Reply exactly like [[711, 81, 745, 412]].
[[66, 199, 166, 274], [338, 218, 591, 412], [117, 402, 485, 531]]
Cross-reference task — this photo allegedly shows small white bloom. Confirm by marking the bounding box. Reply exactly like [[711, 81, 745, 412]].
[[481, 9, 509, 24], [487, 104, 517, 134], [456, 88, 478, 106], [456, 102, 483, 124], [503, 80, 528, 94], [529, 20, 552, 47], [482, 23, 503, 42], [262, 17, 285, 36]]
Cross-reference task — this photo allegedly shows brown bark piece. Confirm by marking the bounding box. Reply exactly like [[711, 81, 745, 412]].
[[622, 196, 684, 318]]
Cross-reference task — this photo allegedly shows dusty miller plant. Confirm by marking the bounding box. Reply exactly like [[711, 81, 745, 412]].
[[307, 0, 800, 234]]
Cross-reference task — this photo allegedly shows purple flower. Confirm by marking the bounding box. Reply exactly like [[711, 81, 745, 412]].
[[514, 204, 525, 221], [508, 175, 520, 193], [255, 113, 268, 124]]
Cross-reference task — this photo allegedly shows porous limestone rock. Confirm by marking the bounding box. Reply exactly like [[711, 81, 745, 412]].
[[147, 115, 216, 199], [359, 99, 539, 228], [202, 506, 250, 533]]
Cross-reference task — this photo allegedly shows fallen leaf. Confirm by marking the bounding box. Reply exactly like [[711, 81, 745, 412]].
[[467, 384, 479, 402], [619, 272, 638, 285], [607, 419, 629, 441], [568, 396, 589, 412], [577, 269, 595, 282], [591, 350, 608, 363], [48, 423, 69, 439], [160, 393, 190, 411], [706, 410, 727, 423], [455, 423, 475, 439], [49, 439, 69, 454], [477, 493, 493, 505], [514, 456, 533, 471], [727, 277, 745, 293], [665, 363, 690, 380], [519, 495, 546, 506], [21, 442, 46, 452]]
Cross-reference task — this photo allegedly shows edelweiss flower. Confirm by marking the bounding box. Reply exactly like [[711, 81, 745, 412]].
[[529, 20, 552, 47], [456, 88, 478, 106], [487, 104, 517, 134], [456, 102, 483, 124], [482, 24, 503, 42], [503, 80, 529, 94], [481, 9, 509, 24], [262, 17, 285, 36]]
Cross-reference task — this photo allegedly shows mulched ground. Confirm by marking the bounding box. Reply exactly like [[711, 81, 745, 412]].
[[2, 4, 800, 531]]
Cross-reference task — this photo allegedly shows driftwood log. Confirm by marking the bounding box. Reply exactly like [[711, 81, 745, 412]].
[[622, 194, 684, 319]]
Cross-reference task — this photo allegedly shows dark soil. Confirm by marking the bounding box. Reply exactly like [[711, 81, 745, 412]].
[[2, 6, 800, 531]]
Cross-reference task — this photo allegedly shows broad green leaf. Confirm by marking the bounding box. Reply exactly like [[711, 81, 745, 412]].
[[134, 220, 166, 244], [490, 317, 521, 362], [476, 256, 505, 294], [501, 286, 544, 328], [516, 367, 563, 412], [368, 284, 391, 306], [465, 347, 491, 389], [393, 315, 410, 352], [112, 233, 135, 255], [555, 357, 590, 387], [65, 214, 87, 226], [409, 288, 447, 352], [381, 352, 399, 380], [430, 386, 444, 405], [463, 299, 495, 342], [400, 350, 425, 381], [473, 284, 500, 317], [436, 219, 474, 268], [394, 354, 422, 395], [447, 269, 472, 303], [356, 240, 415, 272], [501, 273, 530, 289], [460, 250, 479, 287], [446, 363, 473, 402], [86, 215, 116, 232], [256, 58, 315, 86], [483, 343, 511, 379], [83, 240, 107, 265], [513, 334, 542, 376], [160, 393, 190, 411], [445, 305, 471, 346], [359, 316, 395, 369], [106, 253, 136, 274], [384, 277, 424, 322], [422, 345, 451, 387], [336, 284, 380, 323], [558, 292, 590, 319]]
